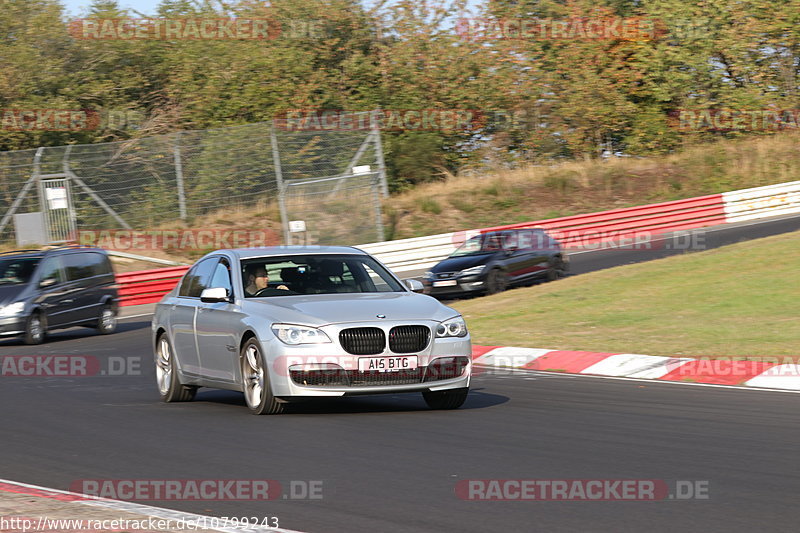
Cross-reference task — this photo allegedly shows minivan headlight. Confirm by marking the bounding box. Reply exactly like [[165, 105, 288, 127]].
[[436, 316, 468, 338], [460, 265, 485, 276], [0, 302, 25, 317], [271, 324, 331, 345]]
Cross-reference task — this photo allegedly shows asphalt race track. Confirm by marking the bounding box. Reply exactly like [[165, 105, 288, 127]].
[[2, 215, 800, 533]]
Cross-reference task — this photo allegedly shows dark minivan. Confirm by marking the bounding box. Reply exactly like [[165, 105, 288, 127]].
[[0, 246, 118, 344], [423, 228, 568, 298]]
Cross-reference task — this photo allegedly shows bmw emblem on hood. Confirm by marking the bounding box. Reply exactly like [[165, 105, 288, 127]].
[[377, 314, 386, 319]]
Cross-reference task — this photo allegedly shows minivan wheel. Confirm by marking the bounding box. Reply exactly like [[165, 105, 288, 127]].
[[23, 312, 44, 345], [241, 338, 284, 415], [423, 387, 469, 410], [486, 268, 509, 295], [96, 304, 117, 334], [156, 334, 196, 402]]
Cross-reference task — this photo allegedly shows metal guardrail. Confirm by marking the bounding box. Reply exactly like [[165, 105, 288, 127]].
[[723, 180, 800, 223], [116, 266, 189, 306], [115, 180, 800, 306]]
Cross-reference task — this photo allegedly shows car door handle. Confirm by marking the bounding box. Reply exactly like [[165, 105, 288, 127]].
[[63, 299, 73, 304]]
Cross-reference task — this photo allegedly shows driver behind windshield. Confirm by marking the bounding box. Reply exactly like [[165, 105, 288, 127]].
[[243, 265, 288, 296]]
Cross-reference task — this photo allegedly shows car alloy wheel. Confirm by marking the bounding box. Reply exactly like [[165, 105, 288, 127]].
[[23, 313, 44, 345], [547, 256, 566, 281], [97, 305, 117, 334], [156, 335, 196, 402], [486, 268, 509, 295], [240, 338, 284, 415]]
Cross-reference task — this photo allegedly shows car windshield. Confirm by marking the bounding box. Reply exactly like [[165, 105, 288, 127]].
[[449, 234, 504, 257], [0, 257, 40, 286], [241, 254, 405, 297]]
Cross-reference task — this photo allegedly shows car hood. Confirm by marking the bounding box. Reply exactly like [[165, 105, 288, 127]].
[[432, 253, 497, 273], [243, 292, 456, 326], [0, 284, 27, 306]]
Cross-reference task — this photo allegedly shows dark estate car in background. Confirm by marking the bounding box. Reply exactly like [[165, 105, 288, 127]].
[[0, 246, 118, 344], [423, 228, 568, 298]]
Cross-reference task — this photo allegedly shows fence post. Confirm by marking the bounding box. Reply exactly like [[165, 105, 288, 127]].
[[373, 173, 385, 242], [372, 123, 389, 198], [0, 147, 42, 237], [173, 132, 187, 220], [270, 126, 290, 244]]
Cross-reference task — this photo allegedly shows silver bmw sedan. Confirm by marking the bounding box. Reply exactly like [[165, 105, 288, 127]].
[[151, 246, 471, 414]]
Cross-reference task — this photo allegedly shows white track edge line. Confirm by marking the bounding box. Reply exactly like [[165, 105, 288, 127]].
[[0, 478, 306, 533], [472, 364, 800, 394]]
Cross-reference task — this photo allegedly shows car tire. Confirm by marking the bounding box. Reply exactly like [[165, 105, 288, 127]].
[[547, 256, 567, 282], [486, 268, 509, 295], [240, 337, 284, 415], [96, 304, 117, 335], [156, 334, 197, 402], [23, 312, 45, 345], [423, 387, 469, 410]]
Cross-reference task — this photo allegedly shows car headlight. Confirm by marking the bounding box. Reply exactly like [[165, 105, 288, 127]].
[[436, 316, 468, 338], [0, 302, 25, 317], [271, 324, 332, 345], [459, 265, 485, 276]]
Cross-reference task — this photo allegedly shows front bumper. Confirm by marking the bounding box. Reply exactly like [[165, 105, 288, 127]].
[[423, 276, 485, 297], [0, 316, 25, 337], [264, 328, 472, 398]]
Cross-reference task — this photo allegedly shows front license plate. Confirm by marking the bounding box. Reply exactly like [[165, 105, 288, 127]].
[[358, 356, 418, 372], [433, 280, 457, 287]]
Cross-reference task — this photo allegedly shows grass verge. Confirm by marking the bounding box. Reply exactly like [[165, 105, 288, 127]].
[[450, 230, 800, 359]]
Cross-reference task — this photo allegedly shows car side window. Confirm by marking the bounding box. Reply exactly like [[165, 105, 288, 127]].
[[178, 257, 219, 298], [86, 252, 112, 276], [503, 231, 519, 251], [62, 253, 95, 281], [38, 257, 65, 285], [209, 259, 233, 296]]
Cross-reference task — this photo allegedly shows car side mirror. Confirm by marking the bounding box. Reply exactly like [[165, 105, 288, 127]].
[[200, 287, 231, 303], [404, 279, 425, 294], [39, 278, 57, 288]]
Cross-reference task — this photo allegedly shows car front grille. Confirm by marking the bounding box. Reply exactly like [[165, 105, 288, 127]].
[[289, 357, 470, 387], [388, 325, 430, 353], [339, 327, 385, 355]]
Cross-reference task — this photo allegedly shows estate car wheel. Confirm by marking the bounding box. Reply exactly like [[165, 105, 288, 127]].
[[241, 338, 284, 415], [486, 268, 509, 295], [96, 304, 117, 335], [423, 387, 469, 410], [547, 256, 567, 282], [23, 312, 44, 345], [156, 334, 197, 402]]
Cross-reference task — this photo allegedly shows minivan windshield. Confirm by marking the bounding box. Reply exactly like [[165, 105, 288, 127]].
[[0, 257, 40, 286]]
